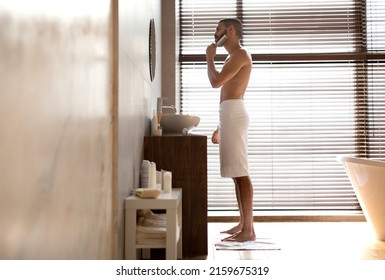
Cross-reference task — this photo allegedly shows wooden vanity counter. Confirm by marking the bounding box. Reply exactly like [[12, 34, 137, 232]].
[[143, 135, 207, 258]]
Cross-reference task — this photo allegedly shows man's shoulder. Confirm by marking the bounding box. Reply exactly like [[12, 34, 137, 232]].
[[234, 48, 252, 64]]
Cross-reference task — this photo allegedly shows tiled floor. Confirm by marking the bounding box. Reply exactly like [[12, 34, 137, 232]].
[[204, 222, 385, 260]]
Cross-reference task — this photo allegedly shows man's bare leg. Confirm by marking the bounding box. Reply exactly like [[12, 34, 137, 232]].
[[225, 176, 256, 242], [221, 179, 243, 235]]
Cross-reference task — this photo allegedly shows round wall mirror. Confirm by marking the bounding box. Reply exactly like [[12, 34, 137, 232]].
[[149, 19, 156, 81]]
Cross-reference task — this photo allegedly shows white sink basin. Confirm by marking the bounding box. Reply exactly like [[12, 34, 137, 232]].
[[160, 114, 200, 134]]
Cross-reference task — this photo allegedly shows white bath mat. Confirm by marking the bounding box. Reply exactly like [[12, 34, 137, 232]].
[[214, 235, 280, 251]]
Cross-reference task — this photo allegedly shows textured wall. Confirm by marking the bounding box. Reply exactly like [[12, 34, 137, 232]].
[[0, 1, 116, 259]]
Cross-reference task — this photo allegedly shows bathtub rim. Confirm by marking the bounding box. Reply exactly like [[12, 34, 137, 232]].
[[337, 155, 385, 168]]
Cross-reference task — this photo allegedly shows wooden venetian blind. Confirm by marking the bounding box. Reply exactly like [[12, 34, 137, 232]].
[[179, 0, 385, 211]]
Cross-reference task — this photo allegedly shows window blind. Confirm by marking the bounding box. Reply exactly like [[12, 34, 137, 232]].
[[179, 0, 385, 211]]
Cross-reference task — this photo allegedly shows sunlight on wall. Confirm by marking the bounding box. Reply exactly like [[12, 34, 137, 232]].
[[0, 0, 108, 18]]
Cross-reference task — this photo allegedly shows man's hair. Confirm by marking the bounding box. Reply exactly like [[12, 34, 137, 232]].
[[219, 18, 243, 39]]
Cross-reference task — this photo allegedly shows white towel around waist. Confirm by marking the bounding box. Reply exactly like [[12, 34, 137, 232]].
[[219, 99, 249, 178]]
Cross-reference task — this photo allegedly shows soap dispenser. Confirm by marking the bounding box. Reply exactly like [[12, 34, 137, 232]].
[[151, 110, 162, 136], [156, 97, 164, 128], [157, 97, 163, 114], [151, 110, 158, 136]]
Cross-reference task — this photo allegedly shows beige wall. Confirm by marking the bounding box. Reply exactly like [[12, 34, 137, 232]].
[[117, 0, 161, 258], [161, 0, 178, 110], [0, 0, 162, 259]]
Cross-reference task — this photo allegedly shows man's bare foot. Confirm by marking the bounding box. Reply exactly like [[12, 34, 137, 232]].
[[221, 232, 240, 241], [220, 224, 242, 235], [223, 231, 256, 242]]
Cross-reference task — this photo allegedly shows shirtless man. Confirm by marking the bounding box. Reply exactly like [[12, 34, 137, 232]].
[[206, 18, 256, 242]]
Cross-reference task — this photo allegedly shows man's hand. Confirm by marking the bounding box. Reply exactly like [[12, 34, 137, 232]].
[[211, 129, 220, 144], [206, 43, 217, 60]]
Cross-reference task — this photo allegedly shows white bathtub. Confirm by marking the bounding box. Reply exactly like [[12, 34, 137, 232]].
[[338, 156, 385, 241]]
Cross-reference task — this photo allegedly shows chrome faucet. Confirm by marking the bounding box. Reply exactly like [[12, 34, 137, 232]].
[[157, 97, 177, 114], [161, 105, 177, 114]]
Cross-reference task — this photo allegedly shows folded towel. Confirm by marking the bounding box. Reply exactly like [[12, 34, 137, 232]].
[[138, 209, 166, 220], [135, 210, 180, 245], [137, 216, 166, 228], [135, 188, 161, 198], [136, 225, 180, 245]]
